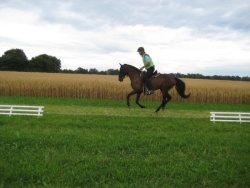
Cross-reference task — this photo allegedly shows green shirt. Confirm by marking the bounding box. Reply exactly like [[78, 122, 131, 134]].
[[142, 53, 154, 69]]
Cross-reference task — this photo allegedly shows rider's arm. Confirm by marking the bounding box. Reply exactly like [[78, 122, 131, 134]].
[[141, 62, 150, 69], [140, 55, 150, 70]]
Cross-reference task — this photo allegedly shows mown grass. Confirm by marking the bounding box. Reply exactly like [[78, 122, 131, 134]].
[[0, 96, 249, 187]]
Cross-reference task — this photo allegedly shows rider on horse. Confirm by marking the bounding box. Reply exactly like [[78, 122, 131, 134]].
[[137, 47, 155, 95]]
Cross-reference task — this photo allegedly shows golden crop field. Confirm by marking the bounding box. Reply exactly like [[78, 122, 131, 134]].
[[0, 71, 250, 104]]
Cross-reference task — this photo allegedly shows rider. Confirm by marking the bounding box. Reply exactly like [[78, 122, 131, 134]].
[[137, 47, 155, 95]]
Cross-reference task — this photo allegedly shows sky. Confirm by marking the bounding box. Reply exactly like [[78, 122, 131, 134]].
[[0, 0, 250, 76]]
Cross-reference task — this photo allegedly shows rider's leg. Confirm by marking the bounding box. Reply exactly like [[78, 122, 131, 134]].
[[145, 79, 152, 90], [145, 66, 155, 94]]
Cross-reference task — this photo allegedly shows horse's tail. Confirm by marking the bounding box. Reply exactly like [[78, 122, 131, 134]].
[[174, 77, 190, 99]]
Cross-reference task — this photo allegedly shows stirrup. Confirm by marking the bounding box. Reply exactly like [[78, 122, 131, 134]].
[[145, 87, 154, 95], [147, 90, 154, 95]]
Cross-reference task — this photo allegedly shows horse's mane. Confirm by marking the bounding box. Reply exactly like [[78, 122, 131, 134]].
[[124, 64, 141, 73]]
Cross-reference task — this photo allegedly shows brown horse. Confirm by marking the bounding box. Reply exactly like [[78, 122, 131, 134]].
[[118, 64, 190, 113]]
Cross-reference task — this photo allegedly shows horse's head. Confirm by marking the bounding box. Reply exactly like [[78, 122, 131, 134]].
[[118, 64, 128, 82]]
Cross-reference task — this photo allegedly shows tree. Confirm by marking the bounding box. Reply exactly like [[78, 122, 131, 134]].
[[242, 76, 250, 81], [107, 69, 119, 75], [88, 68, 99, 74], [75, 67, 88, 74], [61, 69, 75, 73], [29, 54, 61, 72], [0, 49, 29, 71], [99, 70, 107, 75]]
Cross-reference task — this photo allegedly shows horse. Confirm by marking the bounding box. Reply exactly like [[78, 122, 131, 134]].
[[118, 64, 190, 113]]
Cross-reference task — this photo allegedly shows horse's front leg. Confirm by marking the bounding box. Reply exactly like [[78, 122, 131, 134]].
[[136, 92, 146, 108], [126, 90, 139, 108]]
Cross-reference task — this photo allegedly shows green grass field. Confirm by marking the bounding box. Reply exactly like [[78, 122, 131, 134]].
[[0, 96, 249, 187]]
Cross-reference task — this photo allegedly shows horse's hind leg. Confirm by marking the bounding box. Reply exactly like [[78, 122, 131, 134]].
[[155, 91, 172, 113], [162, 92, 172, 111], [155, 93, 166, 113]]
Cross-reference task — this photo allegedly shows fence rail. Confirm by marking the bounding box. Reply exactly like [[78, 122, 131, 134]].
[[0, 105, 44, 117], [210, 112, 250, 123]]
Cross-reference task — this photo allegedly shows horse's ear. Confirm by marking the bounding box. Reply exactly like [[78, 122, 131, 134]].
[[119, 63, 122, 66]]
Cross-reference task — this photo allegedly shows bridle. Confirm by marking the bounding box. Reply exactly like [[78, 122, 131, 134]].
[[119, 64, 128, 81]]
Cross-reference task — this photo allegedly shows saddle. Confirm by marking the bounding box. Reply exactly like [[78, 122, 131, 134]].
[[140, 70, 160, 82], [140, 71, 161, 95]]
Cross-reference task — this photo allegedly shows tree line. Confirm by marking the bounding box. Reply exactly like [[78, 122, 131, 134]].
[[0, 49, 61, 72], [62, 68, 250, 81], [0, 48, 249, 81]]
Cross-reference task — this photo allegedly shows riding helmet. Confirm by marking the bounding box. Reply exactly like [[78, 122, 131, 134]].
[[137, 47, 144, 52]]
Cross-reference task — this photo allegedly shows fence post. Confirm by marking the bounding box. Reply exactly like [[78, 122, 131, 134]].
[[212, 112, 215, 123], [38, 107, 42, 116], [9, 106, 13, 116]]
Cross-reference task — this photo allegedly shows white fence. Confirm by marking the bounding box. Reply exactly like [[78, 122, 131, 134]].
[[210, 112, 250, 123], [0, 105, 44, 117]]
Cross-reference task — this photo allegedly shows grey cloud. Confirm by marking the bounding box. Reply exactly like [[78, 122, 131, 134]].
[[1, 0, 249, 76], [2, 0, 249, 34]]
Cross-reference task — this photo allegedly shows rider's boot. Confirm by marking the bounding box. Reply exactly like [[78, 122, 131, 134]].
[[146, 79, 154, 95]]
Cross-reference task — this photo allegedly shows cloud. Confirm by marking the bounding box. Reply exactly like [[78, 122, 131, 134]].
[[0, 0, 250, 76]]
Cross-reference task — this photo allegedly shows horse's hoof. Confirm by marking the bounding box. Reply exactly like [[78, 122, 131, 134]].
[[154, 111, 158, 114]]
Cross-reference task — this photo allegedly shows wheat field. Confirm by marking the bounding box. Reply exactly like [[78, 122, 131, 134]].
[[0, 71, 249, 104]]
